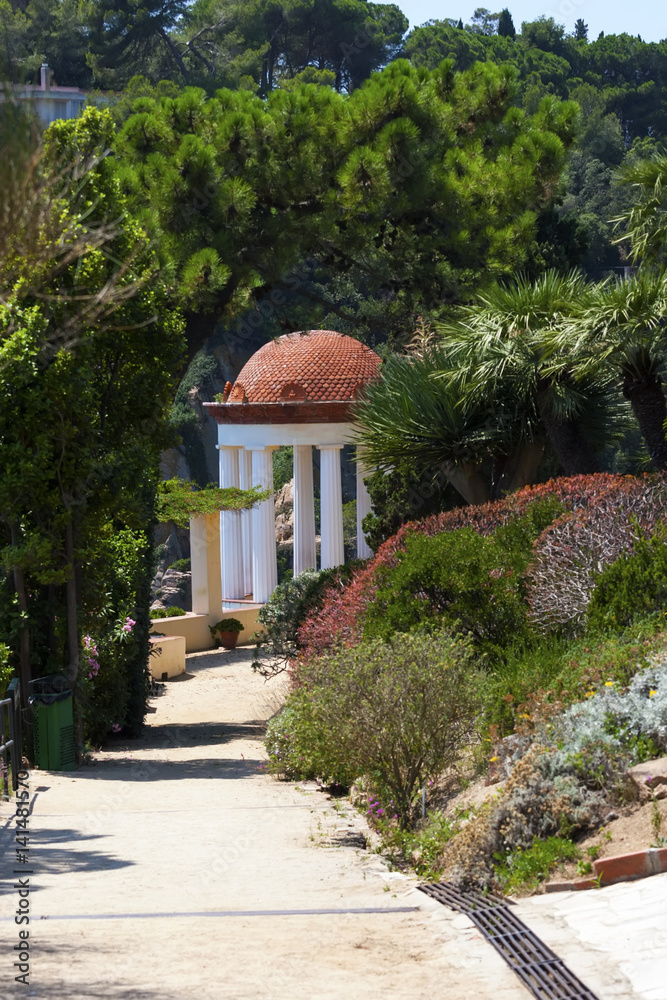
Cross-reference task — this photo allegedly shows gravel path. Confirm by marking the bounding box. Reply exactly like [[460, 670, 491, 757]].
[[1, 648, 529, 999], [2, 647, 662, 999]]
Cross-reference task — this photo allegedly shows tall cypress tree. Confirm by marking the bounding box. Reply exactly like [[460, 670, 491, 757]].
[[497, 8, 515, 38]]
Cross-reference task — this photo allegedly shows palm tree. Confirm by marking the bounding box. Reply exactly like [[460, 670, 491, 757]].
[[613, 153, 667, 266], [561, 270, 667, 469], [353, 346, 545, 506], [435, 271, 623, 477]]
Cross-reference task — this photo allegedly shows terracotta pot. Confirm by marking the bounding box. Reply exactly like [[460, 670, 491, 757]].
[[216, 630, 239, 650]]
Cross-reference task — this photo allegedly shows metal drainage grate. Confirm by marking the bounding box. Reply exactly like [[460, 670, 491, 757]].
[[419, 882, 599, 1000]]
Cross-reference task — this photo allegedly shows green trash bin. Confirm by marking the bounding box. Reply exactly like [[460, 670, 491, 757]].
[[30, 677, 76, 771]]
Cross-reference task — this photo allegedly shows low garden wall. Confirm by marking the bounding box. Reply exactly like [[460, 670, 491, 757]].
[[150, 607, 264, 653]]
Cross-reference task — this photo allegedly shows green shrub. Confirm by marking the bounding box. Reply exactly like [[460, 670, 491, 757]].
[[209, 617, 244, 634], [169, 558, 191, 572], [362, 527, 531, 657], [284, 631, 484, 827], [0, 642, 12, 699], [485, 614, 667, 733], [150, 606, 186, 619], [588, 527, 667, 632], [494, 836, 580, 894], [265, 689, 349, 784], [361, 465, 458, 552]]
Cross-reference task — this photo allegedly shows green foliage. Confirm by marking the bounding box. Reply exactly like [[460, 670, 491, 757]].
[[273, 446, 294, 492], [0, 642, 12, 698], [486, 613, 667, 734], [276, 630, 483, 826], [364, 802, 466, 880], [156, 478, 267, 526], [210, 617, 244, 634], [169, 558, 190, 571], [116, 60, 580, 348], [0, 107, 187, 748], [494, 836, 580, 894], [588, 528, 667, 633], [150, 606, 186, 618], [252, 568, 355, 678], [361, 512, 555, 656]]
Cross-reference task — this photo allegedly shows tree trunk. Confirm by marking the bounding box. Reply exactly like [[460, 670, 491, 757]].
[[9, 522, 32, 748], [445, 461, 491, 505], [64, 519, 79, 690], [537, 391, 600, 475], [622, 369, 667, 470], [492, 440, 544, 499], [160, 29, 189, 81]]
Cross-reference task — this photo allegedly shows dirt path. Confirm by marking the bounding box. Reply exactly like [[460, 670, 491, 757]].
[[0, 647, 659, 999]]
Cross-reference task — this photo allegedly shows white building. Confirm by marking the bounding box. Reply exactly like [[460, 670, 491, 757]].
[[10, 64, 87, 127], [203, 329, 381, 607]]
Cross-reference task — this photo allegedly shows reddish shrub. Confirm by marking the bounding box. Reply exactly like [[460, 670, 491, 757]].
[[297, 474, 667, 658]]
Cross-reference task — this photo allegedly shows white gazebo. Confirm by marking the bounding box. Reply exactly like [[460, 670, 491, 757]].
[[201, 330, 382, 608]]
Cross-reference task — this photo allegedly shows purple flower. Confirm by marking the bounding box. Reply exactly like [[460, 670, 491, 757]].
[[111, 723, 121, 733], [377, 809, 384, 816]]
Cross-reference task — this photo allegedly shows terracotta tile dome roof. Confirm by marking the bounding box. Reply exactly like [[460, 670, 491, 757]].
[[225, 331, 381, 404]]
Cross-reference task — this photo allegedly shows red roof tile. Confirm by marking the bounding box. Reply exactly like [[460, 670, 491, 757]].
[[227, 331, 381, 405]]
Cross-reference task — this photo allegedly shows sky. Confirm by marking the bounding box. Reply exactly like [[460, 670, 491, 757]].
[[397, 1, 666, 43]]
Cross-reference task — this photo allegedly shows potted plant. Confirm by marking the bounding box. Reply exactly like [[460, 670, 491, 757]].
[[209, 617, 245, 649]]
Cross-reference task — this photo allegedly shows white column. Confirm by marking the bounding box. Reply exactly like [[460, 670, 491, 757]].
[[218, 445, 244, 604], [190, 515, 209, 615], [318, 444, 344, 569], [238, 447, 253, 596], [356, 458, 373, 560], [293, 444, 316, 576], [250, 446, 278, 603], [189, 513, 223, 618]]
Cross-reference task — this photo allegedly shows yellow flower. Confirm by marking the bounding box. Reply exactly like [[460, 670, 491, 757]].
[[490, 756, 500, 762], [649, 689, 657, 698], [605, 681, 615, 687], [585, 690, 595, 698]]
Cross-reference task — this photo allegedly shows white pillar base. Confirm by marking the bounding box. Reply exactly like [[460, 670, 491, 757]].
[[293, 444, 316, 575], [318, 444, 344, 569]]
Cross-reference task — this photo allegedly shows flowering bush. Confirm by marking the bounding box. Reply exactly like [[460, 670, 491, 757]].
[[545, 659, 667, 780], [78, 615, 139, 744]]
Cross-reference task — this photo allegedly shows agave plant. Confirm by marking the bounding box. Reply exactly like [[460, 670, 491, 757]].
[[435, 270, 626, 476]]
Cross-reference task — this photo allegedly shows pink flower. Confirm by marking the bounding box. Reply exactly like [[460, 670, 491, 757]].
[[111, 723, 121, 733]]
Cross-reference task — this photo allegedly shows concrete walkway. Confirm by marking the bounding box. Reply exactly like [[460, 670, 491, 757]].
[[1, 648, 665, 998]]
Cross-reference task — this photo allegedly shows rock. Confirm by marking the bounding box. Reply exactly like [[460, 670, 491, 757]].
[[626, 757, 667, 800], [274, 479, 294, 543], [155, 568, 192, 611]]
